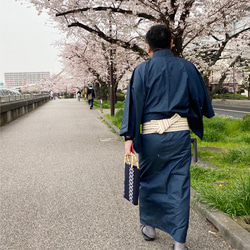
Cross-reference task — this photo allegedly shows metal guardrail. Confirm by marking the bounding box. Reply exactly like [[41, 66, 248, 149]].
[[0, 94, 49, 103]]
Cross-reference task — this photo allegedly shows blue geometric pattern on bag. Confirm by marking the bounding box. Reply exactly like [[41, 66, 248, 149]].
[[129, 168, 135, 202]]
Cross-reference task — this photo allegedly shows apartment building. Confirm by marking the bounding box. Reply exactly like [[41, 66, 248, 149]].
[[4, 72, 50, 88]]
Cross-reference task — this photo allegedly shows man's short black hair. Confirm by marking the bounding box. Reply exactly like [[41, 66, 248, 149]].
[[146, 25, 172, 52]]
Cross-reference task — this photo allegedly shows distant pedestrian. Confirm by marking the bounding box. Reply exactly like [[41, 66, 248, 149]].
[[120, 25, 214, 250], [86, 85, 95, 109], [50, 90, 54, 100], [77, 90, 81, 102]]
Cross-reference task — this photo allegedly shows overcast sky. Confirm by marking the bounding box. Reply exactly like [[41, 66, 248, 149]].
[[0, 0, 64, 84]]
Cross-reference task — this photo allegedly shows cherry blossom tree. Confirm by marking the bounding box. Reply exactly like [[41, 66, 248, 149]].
[[241, 65, 250, 99], [60, 37, 109, 100], [58, 26, 143, 101], [18, 0, 250, 98]]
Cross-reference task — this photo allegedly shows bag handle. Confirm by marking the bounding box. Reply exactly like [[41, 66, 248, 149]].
[[124, 153, 139, 169]]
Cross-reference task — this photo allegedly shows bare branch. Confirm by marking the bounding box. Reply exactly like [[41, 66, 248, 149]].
[[68, 21, 148, 58], [210, 55, 241, 96], [211, 26, 250, 65], [56, 6, 157, 22]]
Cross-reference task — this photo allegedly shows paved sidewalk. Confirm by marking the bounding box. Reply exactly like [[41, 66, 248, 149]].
[[0, 99, 244, 250]]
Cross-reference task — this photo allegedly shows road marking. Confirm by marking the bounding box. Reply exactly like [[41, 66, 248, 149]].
[[213, 108, 250, 114]]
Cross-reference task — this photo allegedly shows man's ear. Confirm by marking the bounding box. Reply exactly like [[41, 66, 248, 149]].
[[170, 39, 174, 50], [146, 44, 151, 54], [146, 44, 153, 57]]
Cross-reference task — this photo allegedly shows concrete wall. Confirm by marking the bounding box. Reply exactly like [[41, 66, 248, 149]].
[[0, 95, 50, 126]]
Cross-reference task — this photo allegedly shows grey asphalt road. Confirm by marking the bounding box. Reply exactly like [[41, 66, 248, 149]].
[[0, 99, 234, 250], [212, 99, 250, 119], [213, 105, 250, 119]]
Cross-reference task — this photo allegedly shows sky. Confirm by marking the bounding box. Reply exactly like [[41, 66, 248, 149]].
[[0, 0, 64, 84]]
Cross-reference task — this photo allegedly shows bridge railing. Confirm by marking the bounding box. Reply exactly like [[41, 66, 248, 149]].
[[0, 94, 49, 103]]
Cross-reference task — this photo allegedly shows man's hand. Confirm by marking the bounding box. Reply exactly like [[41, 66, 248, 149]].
[[125, 140, 133, 156]]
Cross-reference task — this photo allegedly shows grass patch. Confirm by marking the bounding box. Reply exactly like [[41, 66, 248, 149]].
[[104, 109, 124, 129], [192, 115, 250, 168], [213, 93, 248, 100], [191, 167, 250, 218], [191, 114, 250, 218], [92, 99, 124, 110], [91, 99, 124, 128]]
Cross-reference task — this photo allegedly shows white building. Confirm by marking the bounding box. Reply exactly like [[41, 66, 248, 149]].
[[4, 72, 50, 88]]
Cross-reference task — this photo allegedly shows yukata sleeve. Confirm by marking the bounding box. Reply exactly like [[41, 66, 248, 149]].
[[120, 65, 146, 152], [186, 62, 215, 139], [196, 73, 215, 118], [120, 71, 136, 139]]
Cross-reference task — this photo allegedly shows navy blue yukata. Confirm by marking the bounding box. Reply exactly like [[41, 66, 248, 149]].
[[120, 49, 214, 243]]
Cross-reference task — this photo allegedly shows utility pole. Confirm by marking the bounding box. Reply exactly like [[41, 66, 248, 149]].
[[233, 21, 236, 100], [109, 11, 115, 116]]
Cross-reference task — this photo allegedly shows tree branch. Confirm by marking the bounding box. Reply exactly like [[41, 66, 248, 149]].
[[179, 0, 195, 25], [210, 55, 241, 96], [56, 6, 157, 22], [211, 26, 250, 66], [68, 22, 148, 58]]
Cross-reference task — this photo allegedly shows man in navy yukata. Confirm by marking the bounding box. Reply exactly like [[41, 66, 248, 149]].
[[120, 25, 214, 250]]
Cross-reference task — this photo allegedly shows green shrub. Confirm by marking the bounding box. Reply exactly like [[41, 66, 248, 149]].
[[94, 100, 125, 109], [241, 114, 250, 132], [243, 134, 250, 144], [225, 148, 245, 163], [224, 119, 241, 135], [115, 101, 125, 109], [202, 116, 227, 142], [116, 92, 125, 102], [202, 115, 250, 143], [210, 117, 226, 131], [224, 146, 250, 164], [202, 127, 226, 142]]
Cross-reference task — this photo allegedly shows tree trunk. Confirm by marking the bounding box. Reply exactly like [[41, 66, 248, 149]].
[[172, 37, 183, 57], [94, 82, 109, 101]]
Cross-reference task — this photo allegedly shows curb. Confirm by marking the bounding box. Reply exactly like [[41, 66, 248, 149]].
[[99, 112, 250, 250], [212, 99, 250, 108], [99, 112, 121, 135], [191, 189, 250, 250]]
